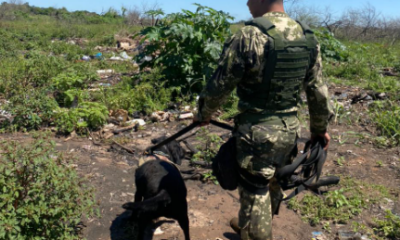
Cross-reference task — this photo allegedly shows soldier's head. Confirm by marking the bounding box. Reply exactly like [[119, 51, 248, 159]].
[[247, 0, 284, 18]]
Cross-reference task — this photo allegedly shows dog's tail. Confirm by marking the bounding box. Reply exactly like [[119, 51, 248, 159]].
[[122, 189, 171, 213]]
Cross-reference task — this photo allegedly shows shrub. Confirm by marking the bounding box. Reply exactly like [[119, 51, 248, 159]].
[[135, 4, 233, 93], [99, 68, 174, 114], [54, 102, 108, 134], [6, 89, 59, 130], [314, 29, 348, 62], [0, 135, 98, 239]]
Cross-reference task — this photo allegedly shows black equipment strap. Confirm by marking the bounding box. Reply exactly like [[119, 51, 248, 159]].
[[146, 120, 234, 154]]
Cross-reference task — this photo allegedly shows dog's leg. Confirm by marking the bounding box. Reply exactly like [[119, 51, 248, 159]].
[[177, 212, 190, 240], [134, 189, 143, 203], [137, 217, 152, 240]]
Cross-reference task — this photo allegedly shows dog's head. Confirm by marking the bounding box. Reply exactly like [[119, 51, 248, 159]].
[[148, 136, 185, 165]]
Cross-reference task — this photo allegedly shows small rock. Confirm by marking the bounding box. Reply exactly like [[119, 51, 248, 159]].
[[208, 190, 217, 196]]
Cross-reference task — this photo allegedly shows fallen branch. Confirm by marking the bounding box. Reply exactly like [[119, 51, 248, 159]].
[[113, 123, 138, 134], [111, 140, 135, 154]]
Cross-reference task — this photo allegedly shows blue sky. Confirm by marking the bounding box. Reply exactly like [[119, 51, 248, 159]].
[[23, 0, 399, 21]]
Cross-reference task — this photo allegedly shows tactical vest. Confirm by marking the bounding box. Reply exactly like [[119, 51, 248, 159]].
[[238, 17, 318, 112]]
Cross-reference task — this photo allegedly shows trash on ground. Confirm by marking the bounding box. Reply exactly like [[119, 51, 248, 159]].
[[337, 230, 363, 240], [117, 38, 135, 50], [81, 55, 91, 61], [119, 51, 132, 60], [179, 112, 194, 120], [110, 56, 124, 61], [151, 111, 171, 122], [0, 100, 13, 123], [97, 69, 114, 75], [311, 231, 327, 240], [95, 52, 103, 60], [110, 109, 129, 123], [126, 119, 146, 126]]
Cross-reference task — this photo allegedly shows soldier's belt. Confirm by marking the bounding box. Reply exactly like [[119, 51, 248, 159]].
[[236, 111, 298, 124]]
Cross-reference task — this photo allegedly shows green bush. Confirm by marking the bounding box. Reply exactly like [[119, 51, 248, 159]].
[[54, 102, 108, 134], [136, 4, 233, 93], [6, 89, 59, 130], [98, 68, 174, 114], [0, 135, 98, 239], [314, 29, 348, 62]]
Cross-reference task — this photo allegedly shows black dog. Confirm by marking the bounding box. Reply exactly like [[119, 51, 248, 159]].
[[122, 137, 190, 240]]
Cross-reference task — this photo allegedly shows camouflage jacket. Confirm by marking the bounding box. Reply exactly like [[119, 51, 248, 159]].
[[197, 12, 333, 134]]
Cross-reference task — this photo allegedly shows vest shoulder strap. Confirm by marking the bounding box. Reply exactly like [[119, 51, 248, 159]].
[[245, 17, 285, 50]]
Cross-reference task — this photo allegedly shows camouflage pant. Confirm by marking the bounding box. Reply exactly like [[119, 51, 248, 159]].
[[234, 114, 299, 240]]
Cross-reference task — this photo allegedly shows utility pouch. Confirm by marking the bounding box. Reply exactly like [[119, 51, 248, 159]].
[[212, 137, 239, 191]]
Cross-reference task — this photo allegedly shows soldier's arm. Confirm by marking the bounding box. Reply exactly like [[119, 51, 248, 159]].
[[197, 27, 266, 121], [304, 44, 334, 134]]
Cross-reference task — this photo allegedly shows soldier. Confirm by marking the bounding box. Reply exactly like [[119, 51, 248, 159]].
[[194, 0, 333, 239]]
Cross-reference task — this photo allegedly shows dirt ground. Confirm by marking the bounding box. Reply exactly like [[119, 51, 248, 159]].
[[2, 88, 400, 240]]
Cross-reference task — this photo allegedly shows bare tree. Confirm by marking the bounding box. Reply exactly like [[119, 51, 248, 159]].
[[125, 1, 161, 27]]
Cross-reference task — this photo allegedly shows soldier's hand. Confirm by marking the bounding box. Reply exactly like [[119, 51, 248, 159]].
[[193, 114, 211, 127], [311, 132, 331, 151]]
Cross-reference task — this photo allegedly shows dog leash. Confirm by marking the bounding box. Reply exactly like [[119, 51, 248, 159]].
[[146, 120, 234, 154]]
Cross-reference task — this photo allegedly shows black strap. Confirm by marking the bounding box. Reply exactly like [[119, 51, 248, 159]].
[[146, 120, 234, 154]]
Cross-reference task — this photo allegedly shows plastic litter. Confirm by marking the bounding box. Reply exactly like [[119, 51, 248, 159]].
[[82, 55, 91, 61], [337, 230, 362, 240], [110, 56, 124, 61], [127, 119, 146, 126], [97, 69, 114, 75], [144, 55, 153, 62], [120, 51, 132, 60], [95, 52, 103, 59], [311, 232, 327, 240], [179, 112, 194, 120]]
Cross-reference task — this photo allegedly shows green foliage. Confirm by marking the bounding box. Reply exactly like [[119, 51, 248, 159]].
[[374, 210, 400, 239], [324, 41, 400, 95], [369, 101, 400, 146], [0, 135, 98, 239], [202, 171, 219, 185], [6, 89, 59, 130], [288, 177, 391, 225], [54, 102, 108, 134], [53, 72, 87, 92], [193, 127, 224, 164], [314, 29, 348, 61], [136, 4, 234, 93], [97, 68, 174, 114]]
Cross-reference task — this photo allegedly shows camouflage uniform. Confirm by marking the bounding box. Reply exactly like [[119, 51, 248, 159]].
[[197, 12, 333, 240]]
